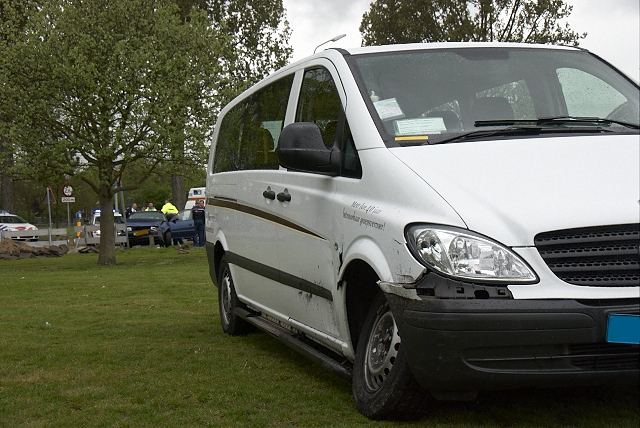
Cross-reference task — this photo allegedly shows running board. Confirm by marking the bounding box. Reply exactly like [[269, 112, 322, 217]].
[[235, 307, 353, 382]]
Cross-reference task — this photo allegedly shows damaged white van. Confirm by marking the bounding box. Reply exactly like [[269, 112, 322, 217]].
[[205, 43, 639, 419]]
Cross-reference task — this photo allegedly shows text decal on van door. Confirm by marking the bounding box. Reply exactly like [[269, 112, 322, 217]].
[[343, 201, 386, 230]]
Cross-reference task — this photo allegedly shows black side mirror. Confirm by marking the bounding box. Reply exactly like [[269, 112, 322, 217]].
[[276, 122, 340, 175]]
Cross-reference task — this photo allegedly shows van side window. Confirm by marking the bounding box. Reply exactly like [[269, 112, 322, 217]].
[[213, 74, 294, 173], [296, 67, 362, 178], [296, 68, 342, 149]]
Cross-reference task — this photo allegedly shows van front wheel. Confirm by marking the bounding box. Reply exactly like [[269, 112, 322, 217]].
[[218, 256, 253, 336], [352, 292, 428, 420]]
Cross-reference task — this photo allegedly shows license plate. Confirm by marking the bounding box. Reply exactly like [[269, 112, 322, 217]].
[[134, 230, 149, 237], [606, 314, 640, 344]]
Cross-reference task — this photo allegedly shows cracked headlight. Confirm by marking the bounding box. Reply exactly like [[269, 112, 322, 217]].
[[405, 225, 537, 283]]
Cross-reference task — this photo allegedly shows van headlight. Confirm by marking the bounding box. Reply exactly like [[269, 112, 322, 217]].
[[405, 225, 537, 283]]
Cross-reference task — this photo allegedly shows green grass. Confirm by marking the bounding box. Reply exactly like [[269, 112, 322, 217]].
[[1, 247, 638, 427]]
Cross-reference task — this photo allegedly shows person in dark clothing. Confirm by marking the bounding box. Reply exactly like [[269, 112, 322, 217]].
[[192, 199, 206, 247], [125, 203, 137, 218]]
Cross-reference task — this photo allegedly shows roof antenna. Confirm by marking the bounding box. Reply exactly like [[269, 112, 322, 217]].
[[314, 34, 347, 54]]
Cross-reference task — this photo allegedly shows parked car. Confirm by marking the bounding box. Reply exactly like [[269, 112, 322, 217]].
[[126, 211, 171, 246], [0, 210, 39, 241], [90, 210, 125, 238], [205, 42, 640, 419]]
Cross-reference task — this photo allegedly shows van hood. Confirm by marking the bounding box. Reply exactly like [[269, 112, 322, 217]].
[[391, 134, 640, 246]]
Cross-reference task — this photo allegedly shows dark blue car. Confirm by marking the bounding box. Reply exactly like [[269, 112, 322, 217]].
[[126, 210, 195, 247], [126, 211, 171, 246]]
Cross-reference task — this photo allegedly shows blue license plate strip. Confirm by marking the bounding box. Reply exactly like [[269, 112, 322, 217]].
[[606, 314, 640, 344]]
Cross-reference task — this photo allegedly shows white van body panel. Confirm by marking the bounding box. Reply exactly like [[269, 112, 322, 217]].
[[335, 147, 467, 282], [391, 135, 640, 248]]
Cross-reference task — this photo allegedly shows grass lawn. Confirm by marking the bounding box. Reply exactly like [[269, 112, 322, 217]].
[[1, 247, 638, 427]]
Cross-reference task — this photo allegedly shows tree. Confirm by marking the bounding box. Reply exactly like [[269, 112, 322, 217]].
[[0, 0, 42, 213], [169, 0, 293, 211], [176, 0, 293, 95], [360, 0, 586, 46], [0, 0, 234, 264]]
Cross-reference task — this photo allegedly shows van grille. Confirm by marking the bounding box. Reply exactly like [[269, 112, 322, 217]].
[[568, 343, 640, 370], [534, 224, 640, 287]]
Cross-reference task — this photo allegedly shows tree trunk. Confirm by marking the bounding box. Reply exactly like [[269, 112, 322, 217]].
[[97, 185, 116, 265], [0, 136, 16, 213], [172, 174, 186, 211], [1, 175, 16, 213]]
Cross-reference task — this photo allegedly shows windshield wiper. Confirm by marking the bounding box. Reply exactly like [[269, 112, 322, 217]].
[[430, 121, 618, 145], [537, 116, 639, 129], [475, 116, 639, 129], [430, 126, 543, 145]]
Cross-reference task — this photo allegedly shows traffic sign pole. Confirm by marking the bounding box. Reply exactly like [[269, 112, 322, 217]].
[[62, 186, 75, 242]]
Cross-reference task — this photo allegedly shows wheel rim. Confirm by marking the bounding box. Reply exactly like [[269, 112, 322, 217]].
[[363, 307, 400, 392], [220, 269, 233, 326]]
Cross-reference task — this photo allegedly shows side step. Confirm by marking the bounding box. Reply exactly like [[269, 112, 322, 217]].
[[235, 307, 353, 382]]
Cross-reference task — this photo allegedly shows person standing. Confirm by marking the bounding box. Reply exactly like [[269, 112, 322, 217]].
[[192, 199, 205, 247], [125, 203, 137, 218], [161, 199, 179, 221]]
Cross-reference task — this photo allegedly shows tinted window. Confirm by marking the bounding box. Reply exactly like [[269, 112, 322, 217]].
[[295, 68, 361, 178], [296, 68, 343, 148], [213, 74, 294, 173]]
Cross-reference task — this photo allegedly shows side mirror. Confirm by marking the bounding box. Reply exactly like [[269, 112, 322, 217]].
[[276, 122, 340, 175]]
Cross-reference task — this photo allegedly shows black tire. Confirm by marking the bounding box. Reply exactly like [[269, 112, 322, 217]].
[[352, 292, 429, 420], [164, 231, 172, 247], [218, 255, 253, 336]]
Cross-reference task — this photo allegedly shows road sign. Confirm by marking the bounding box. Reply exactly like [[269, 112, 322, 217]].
[[62, 185, 74, 197], [61, 197, 76, 203], [43, 186, 56, 205]]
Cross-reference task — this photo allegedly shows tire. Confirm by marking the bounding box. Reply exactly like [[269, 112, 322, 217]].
[[164, 231, 172, 247], [218, 255, 253, 336], [352, 292, 429, 420]]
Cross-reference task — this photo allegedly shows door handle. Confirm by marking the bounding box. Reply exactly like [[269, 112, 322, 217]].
[[277, 192, 291, 202], [263, 189, 276, 200]]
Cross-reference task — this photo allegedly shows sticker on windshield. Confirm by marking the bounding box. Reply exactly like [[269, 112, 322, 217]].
[[394, 117, 446, 135], [373, 98, 405, 121]]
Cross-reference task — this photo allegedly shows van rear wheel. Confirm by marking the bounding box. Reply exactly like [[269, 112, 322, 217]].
[[352, 292, 429, 420], [218, 255, 253, 336]]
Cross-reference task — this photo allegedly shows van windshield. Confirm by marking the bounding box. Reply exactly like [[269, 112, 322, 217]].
[[351, 47, 639, 146]]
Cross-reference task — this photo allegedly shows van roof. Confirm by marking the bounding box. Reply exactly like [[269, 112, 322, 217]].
[[336, 42, 581, 57]]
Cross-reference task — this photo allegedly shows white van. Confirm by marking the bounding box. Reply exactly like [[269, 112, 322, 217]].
[[184, 187, 206, 210], [205, 43, 639, 419]]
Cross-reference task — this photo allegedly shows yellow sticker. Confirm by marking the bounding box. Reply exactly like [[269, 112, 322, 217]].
[[395, 136, 428, 141]]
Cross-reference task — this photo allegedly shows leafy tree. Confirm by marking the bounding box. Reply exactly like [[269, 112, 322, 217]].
[[0, 0, 42, 213], [0, 0, 234, 264], [167, 0, 293, 211], [360, 0, 586, 46], [176, 0, 293, 95]]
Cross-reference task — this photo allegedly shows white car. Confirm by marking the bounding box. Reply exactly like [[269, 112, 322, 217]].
[[0, 211, 39, 241], [90, 210, 125, 238]]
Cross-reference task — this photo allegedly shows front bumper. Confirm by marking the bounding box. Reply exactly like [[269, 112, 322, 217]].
[[383, 273, 640, 394], [127, 230, 164, 246]]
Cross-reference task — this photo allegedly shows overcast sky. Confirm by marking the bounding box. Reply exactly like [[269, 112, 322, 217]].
[[281, 0, 640, 82]]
